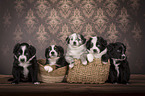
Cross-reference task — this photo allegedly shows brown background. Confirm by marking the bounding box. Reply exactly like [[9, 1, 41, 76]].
[[0, 0, 145, 74]]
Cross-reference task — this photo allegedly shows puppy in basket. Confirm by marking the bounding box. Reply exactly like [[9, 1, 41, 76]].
[[107, 42, 130, 84], [65, 33, 88, 68], [86, 36, 108, 64], [44, 45, 68, 72]]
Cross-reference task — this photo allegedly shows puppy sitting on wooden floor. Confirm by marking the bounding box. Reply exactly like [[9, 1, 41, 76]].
[[107, 42, 130, 84], [10, 43, 39, 84]]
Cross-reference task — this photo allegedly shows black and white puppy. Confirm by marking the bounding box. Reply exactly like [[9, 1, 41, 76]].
[[107, 42, 130, 84], [44, 45, 68, 72], [65, 33, 87, 68], [12, 43, 39, 84], [86, 36, 108, 64]]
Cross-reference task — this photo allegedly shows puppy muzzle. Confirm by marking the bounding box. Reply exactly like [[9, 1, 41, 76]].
[[121, 54, 126, 59], [19, 55, 27, 63], [15, 55, 36, 63]]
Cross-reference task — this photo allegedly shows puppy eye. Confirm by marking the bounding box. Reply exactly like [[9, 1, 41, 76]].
[[117, 50, 121, 52], [97, 45, 100, 47]]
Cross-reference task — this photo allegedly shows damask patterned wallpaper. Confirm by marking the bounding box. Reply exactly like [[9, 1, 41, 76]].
[[0, 0, 145, 74]]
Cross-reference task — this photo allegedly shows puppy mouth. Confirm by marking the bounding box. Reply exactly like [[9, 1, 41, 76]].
[[93, 49, 97, 53], [50, 54, 57, 57], [20, 59, 25, 63]]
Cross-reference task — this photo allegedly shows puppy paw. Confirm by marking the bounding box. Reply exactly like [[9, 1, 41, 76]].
[[102, 61, 108, 64], [113, 82, 118, 84], [44, 66, 53, 73], [87, 54, 94, 62], [33, 82, 40, 85], [11, 81, 19, 84], [69, 64, 74, 69], [82, 60, 87, 65]]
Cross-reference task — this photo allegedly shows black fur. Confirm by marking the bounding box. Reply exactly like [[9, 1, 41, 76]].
[[107, 42, 130, 84], [86, 38, 92, 50], [66, 36, 70, 44], [80, 34, 86, 44], [11, 43, 38, 84]]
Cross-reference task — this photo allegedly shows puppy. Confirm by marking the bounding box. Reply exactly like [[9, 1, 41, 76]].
[[11, 43, 39, 84], [44, 45, 68, 72], [86, 36, 108, 64], [65, 33, 87, 68], [107, 42, 130, 84]]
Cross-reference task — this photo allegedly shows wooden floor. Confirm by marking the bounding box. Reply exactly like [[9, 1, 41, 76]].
[[0, 74, 145, 96]]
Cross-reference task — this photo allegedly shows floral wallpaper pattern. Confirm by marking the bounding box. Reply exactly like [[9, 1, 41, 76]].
[[0, 0, 145, 74]]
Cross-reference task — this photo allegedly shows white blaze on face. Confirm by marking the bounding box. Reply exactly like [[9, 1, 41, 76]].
[[90, 37, 100, 54], [18, 45, 30, 78], [49, 45, 58, 57], [18, 46, 27, 63]]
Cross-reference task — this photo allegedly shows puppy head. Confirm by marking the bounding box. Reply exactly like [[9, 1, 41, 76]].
[[107, 42, 126, 60], [13, 43, 36, 63], [86, 36, 107, 54], [66, 33, 86, 47], [45, 45, 64, 58]]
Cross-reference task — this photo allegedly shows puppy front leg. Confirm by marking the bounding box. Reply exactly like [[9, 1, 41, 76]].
[[12, 67, 20, 84], [44, 65, 53, 72], [32, 60, 40, 84], [28, 66, 40, 85], [87, 54, 94, 62], [80, 53, 87, 65], [101, 54, 109, 64], [65, 56, 74, 69]]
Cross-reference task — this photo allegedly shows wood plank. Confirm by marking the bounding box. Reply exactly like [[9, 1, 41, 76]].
[[0, 74, 145, 94]]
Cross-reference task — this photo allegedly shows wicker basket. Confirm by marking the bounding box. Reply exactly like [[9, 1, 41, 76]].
[[67, 58, 110, 84], [37, 59, 67, 83]]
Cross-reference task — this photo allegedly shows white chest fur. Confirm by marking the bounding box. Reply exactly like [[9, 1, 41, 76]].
[[19, 63, 31, 78], [67, 44, 86, 59], [48, 57, 59, 65], [112, 59, 120, 78]]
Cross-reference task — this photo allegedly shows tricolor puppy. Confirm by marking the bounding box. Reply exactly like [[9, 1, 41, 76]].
[[107, 42, 130, 84], [12, 43, 39, 84], [86, 36, 108, 64], [44, 45, 68, 72], [65, 33, 87, 68]]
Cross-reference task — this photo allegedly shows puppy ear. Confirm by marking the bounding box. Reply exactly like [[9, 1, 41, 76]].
[[99, 37, 107, 47], [13, 43, 20, 54], [122, 43, 126, 52], [86, 38, 92, 50], [57, 46, 64, 57], [45, 48, 49, 58], [29, 45, 36, 56], [107, 43, 115, 55], [66, 36, 70, 44], [80, 34, 86, 44], [116, 42, 126, 52]]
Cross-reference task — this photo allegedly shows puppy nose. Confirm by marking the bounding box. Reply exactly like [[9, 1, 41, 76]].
[[122, 54, 126, 59], [93, 49, 97, 53], [51, 52, 54, 55], [20, 59, 25, 62], [73, 42, 76, 45]]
